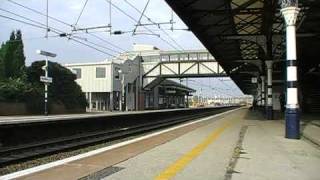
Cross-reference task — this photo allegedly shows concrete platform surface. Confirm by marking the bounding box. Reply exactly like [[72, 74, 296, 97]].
[[233, 112, 320, 180], [0, 106, 226, 125], [101, 110, 320, 180], [2, 108, 319, 180], [302, 114, 320, 146]]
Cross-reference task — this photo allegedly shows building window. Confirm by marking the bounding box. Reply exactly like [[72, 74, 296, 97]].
[[115, 67, 120, 79], [170, 54, 178, 61], [160, 55, 169, 61], [96, 67, 106, 78], [199, 53, 208, 60], [72, 68, 81, 79]]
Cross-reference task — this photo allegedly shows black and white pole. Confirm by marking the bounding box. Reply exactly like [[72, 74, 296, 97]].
[[266, 61, 273, 120], [118, 69, 126, 111], [261, 76, 266, 107], [44, 57, 48, 115], [257, 79, 261, 106], [281, 0, 300, 139], [37, 50, 56, 116]]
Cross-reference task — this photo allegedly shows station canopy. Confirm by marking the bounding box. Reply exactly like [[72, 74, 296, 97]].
[[165, 0, 320, 94]]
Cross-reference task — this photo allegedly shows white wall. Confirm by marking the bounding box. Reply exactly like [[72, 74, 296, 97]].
[[66, 63, 112, 92]]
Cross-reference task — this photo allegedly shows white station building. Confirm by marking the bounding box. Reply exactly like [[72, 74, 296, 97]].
[[65, 44, 219, 112]]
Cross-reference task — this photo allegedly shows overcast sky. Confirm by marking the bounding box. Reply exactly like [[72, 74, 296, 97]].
[[0, 0, 244, 97]]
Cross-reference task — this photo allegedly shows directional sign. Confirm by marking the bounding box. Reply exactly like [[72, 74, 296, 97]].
[[40, 76, 53, 83]]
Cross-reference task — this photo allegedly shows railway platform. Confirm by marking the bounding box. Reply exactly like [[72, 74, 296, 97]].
[[0, 106, 226, 125], [1, 108, 320, 180]]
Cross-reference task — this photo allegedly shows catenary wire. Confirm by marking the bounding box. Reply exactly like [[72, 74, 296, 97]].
[[74, 0, 89, 27], [122, 0, 185, 50], [6, 0, 125, 53], [0, 9, 120, 54], [0, 14, 116, 56], [106, 0, 182, 51]]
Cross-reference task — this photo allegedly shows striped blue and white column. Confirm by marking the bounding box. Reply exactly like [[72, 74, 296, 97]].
[[281, 2, 300, 139], [266, 61, 273, 120]]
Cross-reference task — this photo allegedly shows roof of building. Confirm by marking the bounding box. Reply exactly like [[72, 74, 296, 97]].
[[159, 79, 196, 93], [165, 0, 320, 95]]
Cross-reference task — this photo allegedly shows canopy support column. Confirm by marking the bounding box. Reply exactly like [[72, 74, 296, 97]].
[[281, 4, 300, 139]]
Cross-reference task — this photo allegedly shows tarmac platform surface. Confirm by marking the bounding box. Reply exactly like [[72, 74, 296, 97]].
[[1, 108, 320, 180]]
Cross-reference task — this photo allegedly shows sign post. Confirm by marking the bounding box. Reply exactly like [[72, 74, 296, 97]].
[[36, 50, 56, 116]]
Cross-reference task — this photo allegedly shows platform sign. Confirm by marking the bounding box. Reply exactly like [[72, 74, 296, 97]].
[[165, 90, 176, 94], [40, 76, 53, 83]]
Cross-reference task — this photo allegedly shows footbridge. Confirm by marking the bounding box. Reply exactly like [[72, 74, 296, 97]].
[[141, 50, 227, 89]]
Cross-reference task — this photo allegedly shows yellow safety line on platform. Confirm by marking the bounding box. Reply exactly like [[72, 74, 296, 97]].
[[155, 120, 233, 180]]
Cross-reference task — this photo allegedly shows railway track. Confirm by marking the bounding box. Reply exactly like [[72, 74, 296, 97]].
[[0, 108, 232, 166]]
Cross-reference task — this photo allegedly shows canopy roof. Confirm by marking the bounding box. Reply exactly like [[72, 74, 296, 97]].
[[165, 0, 320, 94]]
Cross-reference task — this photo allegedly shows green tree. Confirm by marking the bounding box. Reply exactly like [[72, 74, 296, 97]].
[[12, 30, 26, 79], [27, 61, 87, 111], [3, 31, 15, 78], [0, 43, 4, 80], [1, 30, 26, 79]]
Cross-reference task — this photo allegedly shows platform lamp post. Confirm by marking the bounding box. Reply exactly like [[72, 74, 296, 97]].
[[281, 0, 300, 139], [36, 50, 56, 116], [118, 69, 126, 111]]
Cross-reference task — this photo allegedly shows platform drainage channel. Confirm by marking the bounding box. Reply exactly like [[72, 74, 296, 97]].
[[78, 166, 125, 180], [224, 125, 248, 180]]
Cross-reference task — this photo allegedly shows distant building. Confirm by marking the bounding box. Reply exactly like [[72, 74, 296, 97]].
[[65, 44, 196, 112], [65, 56, 140, 111], [144, 79, 195, 110]]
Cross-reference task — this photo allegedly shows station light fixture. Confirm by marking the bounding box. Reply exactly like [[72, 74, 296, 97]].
[[281, 0, 298, 8], [36, 50, 57, 58]]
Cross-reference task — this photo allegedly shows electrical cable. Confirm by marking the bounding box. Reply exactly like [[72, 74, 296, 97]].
[[7, 0, 72, 27], [0, 8, 67, 36], [132, 0, 150, 35], [187, 79, 237, 97], [106, 0, 182, 51], [122, 0, 185, 50], [74, 0, 89, 27], [4, 35, 61, 43], [0, 14, 47, 30], [89, 33, 126, 52], [6, 0, 125, 53], [0, 14, 116, 56]]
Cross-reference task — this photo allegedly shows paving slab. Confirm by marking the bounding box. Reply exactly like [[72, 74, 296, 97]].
[[233, 112, 320, 180], [103, 108, 246, 180]]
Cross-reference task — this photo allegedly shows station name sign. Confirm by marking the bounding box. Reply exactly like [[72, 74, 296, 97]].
[[40, 76, 53, 83]]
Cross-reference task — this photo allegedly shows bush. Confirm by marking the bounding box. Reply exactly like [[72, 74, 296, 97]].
[[27, 61, 87, 110], [0, 78, 34, 102]]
